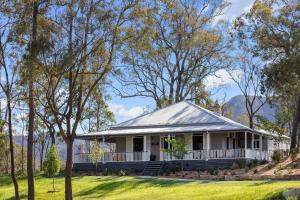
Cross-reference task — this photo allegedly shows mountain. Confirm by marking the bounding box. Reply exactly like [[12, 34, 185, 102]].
[[225, 95, 278, 122]]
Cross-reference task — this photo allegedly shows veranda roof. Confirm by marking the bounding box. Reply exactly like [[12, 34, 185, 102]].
[[77, 100, 279, 138]]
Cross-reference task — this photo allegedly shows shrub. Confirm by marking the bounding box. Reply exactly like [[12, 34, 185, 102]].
[[213, 170, 219, 176], [287, 167, 293, 175], [287, 196, 297, 200], [165, 169, 170, 176], [272, 150, 283, 163], [293, 162, 298, 168], [223, 170, 228, 175], [247, 159, 258, 168], [260, 159, 268, 165], [290, 149, 298, 162], [102, 168, 108, 176], [208, 169, 214, 175], [244, 167, 249, 173], [43, 145, 61, 177], [231, 162, 240, 170], [278, 165, 284, 170]]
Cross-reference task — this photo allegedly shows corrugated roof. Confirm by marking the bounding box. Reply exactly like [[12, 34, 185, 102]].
[[77, 100, 267, 137]]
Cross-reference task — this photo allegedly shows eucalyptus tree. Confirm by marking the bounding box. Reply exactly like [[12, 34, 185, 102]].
[[0, 9, 20, 199], [116, 0, 230, 108], [235, 0, 300, 150], [37, 1, 138, 199]]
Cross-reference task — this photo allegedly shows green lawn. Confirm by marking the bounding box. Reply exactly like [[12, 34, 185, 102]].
[[1, 175, 300, 200]]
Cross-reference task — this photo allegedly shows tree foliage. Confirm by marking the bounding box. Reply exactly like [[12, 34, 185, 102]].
[[43, 145, 61, 177], [116, 0, 231, 108], [235, 0, 300, 150]]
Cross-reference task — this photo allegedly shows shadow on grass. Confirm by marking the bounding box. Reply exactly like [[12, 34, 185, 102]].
[[250, 180, 275, 186], [6, 194, 27, 200], [75, 177, 191, 198], [264, 191, 285, 200]]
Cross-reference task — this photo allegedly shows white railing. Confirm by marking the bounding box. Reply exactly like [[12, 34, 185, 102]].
[[74, 149, 288, 163], [74, 151, 150, 163], [162, 149, 287, 161]]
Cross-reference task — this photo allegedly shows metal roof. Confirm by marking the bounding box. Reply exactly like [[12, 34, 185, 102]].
[[76, 100, 276, 138]]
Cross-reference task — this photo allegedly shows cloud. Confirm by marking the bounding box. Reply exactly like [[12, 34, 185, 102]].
[[108, 103, 145, 120], [213, 0, 255, 24], [204, 69, 242, 90]]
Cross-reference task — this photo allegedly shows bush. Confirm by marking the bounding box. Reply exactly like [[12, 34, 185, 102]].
[[290, 149, 298, 162], [102, 168, 108, 176], [244, 167, 249, 173], [287, 167, 293, 175], [213, 170, 219, 176], [287, 196, 297, 200], [231, 162, 240, 170], [272, 150, 283, 163], [260, 159, 268, 165], [208, 169, 214, 175], [247, 159, 258, 169], [293, 162, 298, 168], [43, 145, 61, 177]]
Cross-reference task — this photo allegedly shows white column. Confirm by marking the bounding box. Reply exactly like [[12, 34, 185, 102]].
[[168, 134, 171, 160], [260, 135, 263, 150], [251, 133, 254, 149], [160, 135, 164, 161], [206, 132, 210, 159], [126, 136, 133, 161], [244, 132, 247, 159], [102, 135, 105, 162], [143, 136, 147, 152]]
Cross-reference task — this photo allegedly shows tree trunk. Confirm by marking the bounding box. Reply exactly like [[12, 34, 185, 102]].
[[291, 96, 300, 151], [65, 138, 73, 200], [249, 115, 254, 129], [27, 79, 35, 198], [7, 98, 20, 200], [40, 140, 44, 171], [21, 131, 24, 174], [27, 2, 38, 198]]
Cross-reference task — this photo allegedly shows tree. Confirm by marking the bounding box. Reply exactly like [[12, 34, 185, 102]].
[[43, 145, 61, 192], [80, 88, 115, 133], [0, 14, 20, 199], [36, 1, 138, 199], [256, 115, 288, 149], [164, 137, 188, 171], [116, 0, 230, 108], [229, 32, 267, 128], [235, 0, 300, 150], [88, 140, 103, 174]]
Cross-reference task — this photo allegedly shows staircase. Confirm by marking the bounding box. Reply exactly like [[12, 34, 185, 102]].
[[142, 162, 163, 176]]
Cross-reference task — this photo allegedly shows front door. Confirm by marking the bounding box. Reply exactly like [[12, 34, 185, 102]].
[[150, 136, 160, 161], [133, 136, 143, 160]]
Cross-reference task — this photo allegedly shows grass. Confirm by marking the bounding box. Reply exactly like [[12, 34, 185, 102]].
[[1, 175, 300, 200]]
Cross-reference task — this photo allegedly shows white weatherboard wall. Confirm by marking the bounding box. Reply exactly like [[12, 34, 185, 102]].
[[126, 136, 133, 161]]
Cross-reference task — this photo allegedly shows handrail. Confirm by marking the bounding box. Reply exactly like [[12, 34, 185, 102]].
[[73, 149, 288, 163]]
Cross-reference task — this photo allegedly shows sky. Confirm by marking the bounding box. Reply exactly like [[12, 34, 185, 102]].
[[108, 0, 256, 124]]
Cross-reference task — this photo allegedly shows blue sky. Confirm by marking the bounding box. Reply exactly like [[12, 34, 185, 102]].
[[108, 0, 256, 123]]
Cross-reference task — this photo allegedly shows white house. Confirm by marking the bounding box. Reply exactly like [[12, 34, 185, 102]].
[[74, 100, 290, 170]]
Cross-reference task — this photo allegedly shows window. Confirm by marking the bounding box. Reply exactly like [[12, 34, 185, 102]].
[[254, 139, 260, 149], [193, 134, 203, 150]]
